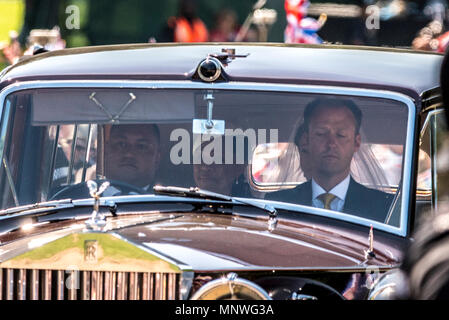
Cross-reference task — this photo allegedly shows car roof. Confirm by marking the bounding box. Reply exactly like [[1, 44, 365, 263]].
[[0, 43, 443, 101]]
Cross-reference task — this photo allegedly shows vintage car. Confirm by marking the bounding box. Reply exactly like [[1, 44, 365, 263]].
[[0, 43, 443, 300]]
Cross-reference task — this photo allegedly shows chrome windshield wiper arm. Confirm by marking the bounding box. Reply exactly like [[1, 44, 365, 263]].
[[0, 198, 74, 216], [153, 185, 278, 231], [153, 185, 233, 201]]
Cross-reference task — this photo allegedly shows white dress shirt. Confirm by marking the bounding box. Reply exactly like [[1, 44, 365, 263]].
[[311, 175, 351, 212]]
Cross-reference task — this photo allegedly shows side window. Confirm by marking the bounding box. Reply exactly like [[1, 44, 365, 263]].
[[0, 98, 19, 209], [0, 95, 33, 208], [418, 109, 449, 223], [432, 111, 449, 211], [45, 124, 98, 197], [416, 115, 433, 226]]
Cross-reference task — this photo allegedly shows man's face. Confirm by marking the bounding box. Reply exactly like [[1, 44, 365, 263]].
[[193, 163, 239, 194], [306, 105, 360, 179], [105, 125, 159, 188]]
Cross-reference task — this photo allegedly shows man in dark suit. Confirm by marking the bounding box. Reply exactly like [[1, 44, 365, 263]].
[[267, 97, 393, 223], [103, 124, 161, 195]]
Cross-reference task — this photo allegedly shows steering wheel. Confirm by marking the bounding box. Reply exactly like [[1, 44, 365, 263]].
[[49, 179, 146, 200]]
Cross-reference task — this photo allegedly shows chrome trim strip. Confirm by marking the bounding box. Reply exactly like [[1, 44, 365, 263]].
[[155, 273, 166, 300], [154, 273, 161, 299], [384, 186, 401, 225], [90, 271, 97, 300], [181, 265, 398, 272], [123, 272, 129, 300], [82, 271, 90, 300], [161, 273, 167, 300], [116, 272, 125, 300], [68, 270, 78, 300], [97, 271, 104, 300], [0, 80, 418, 237], [104, 271, 112, 300], [43, 270, 51, 300], [167, 273, 176, 300], [91, 271, 100, 300], [6, 268, 13, 300], [31, 269, 39, 300], [18, 269, 26, 300], [129, 272, 138, 300], [142, 273, 150, 300], [57, 270, 64, 300]]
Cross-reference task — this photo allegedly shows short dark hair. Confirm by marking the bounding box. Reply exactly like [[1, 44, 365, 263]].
[[108, 123, 160, 145], [302, 97, 362, 134]]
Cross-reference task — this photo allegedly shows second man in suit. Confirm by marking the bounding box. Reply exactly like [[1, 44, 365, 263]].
[[267, 97, 393, 222]]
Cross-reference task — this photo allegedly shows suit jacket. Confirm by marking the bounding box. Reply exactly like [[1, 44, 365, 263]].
[[266, 177, 394, 223]]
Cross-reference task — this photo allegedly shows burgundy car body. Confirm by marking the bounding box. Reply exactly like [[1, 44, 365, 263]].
[[0, 43, 442, 300]]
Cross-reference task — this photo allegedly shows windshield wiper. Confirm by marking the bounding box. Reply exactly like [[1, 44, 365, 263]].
[[153, 185, 278, 231], [0, 198, 74, 217]]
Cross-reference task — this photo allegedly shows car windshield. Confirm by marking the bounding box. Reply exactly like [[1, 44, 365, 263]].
[[0, 87, 410, 227]]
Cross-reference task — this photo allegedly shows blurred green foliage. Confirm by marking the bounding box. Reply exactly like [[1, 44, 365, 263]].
[[0, 0, 24, 43], [4, 0, 431, 49]]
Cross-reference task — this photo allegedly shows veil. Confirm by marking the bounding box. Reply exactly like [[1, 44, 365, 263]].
[[251, 114, 391, 193]]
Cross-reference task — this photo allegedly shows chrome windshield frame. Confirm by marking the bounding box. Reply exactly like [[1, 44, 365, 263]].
[[0, 80, 417, 237]]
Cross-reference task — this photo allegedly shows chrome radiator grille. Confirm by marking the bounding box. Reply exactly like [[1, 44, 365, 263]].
[[0, 268, 179, 300]]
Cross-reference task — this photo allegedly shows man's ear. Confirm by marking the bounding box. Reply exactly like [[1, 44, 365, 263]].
[[155, 150, 162, 167], [355, 133, 361, 150], [303, 131, 310, 146]]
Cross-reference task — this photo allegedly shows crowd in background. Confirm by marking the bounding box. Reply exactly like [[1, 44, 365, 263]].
[[3, 0, 449, 68], [1, 0, 260, 66]]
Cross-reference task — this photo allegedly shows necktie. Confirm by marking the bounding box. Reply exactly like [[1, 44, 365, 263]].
[[317, 193, 336, 210]]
